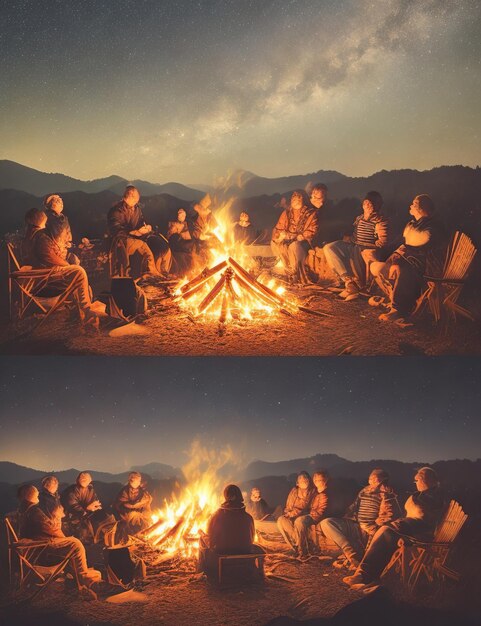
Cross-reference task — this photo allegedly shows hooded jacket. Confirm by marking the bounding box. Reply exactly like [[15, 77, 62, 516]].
[[284, 485, 316, 519], [207, 500, 255, 554]]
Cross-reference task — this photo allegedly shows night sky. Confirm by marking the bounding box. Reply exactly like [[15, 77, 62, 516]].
[[1, 1, 480, 184], [0, 357, 480, 473]]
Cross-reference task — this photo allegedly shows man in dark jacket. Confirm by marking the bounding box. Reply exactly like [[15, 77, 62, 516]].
[[61, 472, 115, 543], [108, 185, 171, 277], [114, 471, 153, 535], [198, 484, 260, 576], [343, 467, 445, 590], [234, 212, 257, 244], [246, 487, 271, 521], [321, 469, 401, 570], [323, 191, 394, 299]]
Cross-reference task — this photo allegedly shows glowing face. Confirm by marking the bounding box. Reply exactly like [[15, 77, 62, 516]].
[[297, 475, 310, 490], [363, 199, 375, 219], [310, 189, 326, 208], [44, 477, 58, 494], [409, 196, 427, 220], [291, 194, 303, 211], [313, 474, 327, 491], [251, 488, 261, 501], [50, 196, 64, 214], [78, 473, 92, 488], [178, 209, 186, 222], [414, 472, 428, 492], [129, 475, 142, 489], [368, 472, 382, 488], [124, 189, 140, 207]]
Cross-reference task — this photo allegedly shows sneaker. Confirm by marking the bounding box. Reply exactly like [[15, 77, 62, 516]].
[[343, 572, 366, 587], [339, 279, 359, 299], [378, 309, 405, 322], [332, 556, 348, 569], [368, 295, 386, 308]]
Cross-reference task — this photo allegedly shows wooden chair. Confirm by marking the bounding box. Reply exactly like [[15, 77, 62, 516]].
[[218, 549, 266, 586], [382, 500, 468, 592], [414, 231, 477, 324], [7, 242, 82, 328], [5, 516, 83, 601]]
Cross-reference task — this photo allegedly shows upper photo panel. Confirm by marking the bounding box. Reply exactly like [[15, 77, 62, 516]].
[[0, 1, 479, 356]]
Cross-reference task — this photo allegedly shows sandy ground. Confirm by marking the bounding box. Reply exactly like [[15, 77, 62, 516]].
[[1, 538, 478, 626], [1, 281, 480, 356]]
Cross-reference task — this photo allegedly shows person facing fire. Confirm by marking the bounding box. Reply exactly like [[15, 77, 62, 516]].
[[277, 471, 316, 556], [323, 191, 394, 300], [167, 208, 195, 276], [294, 470, 337, 561], [39, 475, 61, 519], [271, 190, 319, 284], [114, 471, 153, 535], [191, 194, 220, 260], [107, 185, 171, 277], [369, 194, 447, 324], [198, 484, 262, 578], [44, 194, 79, 265], [320, 468, 400, 571], [234, 211, 256, 244], [245, 487, 271, 521], [17, 484, 101, 589], [343, 467, 445, 591], [61, 471, 115, 543]]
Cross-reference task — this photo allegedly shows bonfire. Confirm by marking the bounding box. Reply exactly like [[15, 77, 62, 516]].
[[173, 200, 331, 325], [142, 442, 235, 564]]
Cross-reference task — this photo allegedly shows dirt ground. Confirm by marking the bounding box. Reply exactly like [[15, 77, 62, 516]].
[[1, 281, 480, 356], [0, 539, 478, 626]]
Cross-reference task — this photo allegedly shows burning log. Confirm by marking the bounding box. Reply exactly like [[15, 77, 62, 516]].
[[144, 517, 166, 537], [228, 257, 290, 309], [231, 271, 282, 310], [297, 305, 333, 319], [152, 516, 185, 547], [180, 261, 228, 294], [197, 273, 226, 315]]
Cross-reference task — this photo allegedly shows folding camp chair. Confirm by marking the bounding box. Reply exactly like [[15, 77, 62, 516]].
[[7, 242, 82, 329], [5, 516, 84, 601], [382, 500, 468, 592], [414, 232, 477, 324]]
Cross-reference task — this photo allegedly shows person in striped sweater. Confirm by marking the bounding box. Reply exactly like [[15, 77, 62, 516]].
[[320, 469, 400, 570], [323, 191, 394, 299]]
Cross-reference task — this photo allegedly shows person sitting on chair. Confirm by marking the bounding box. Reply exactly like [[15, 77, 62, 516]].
[[343, 467, 445, 590], [44, 194, 79, 265], [61, 472, 115, 543], [198, 484, 261, 577], [39, 475, 61, 519], [108, 185, 171, 277], [17, 484, 100, 588], [271, 190, 319, 285], [369, 194, 447, 324], [20, 208, 48, 266], [29, 214, 104, 324], [114, 472, 153, 536], [277, 471, 316, 556], [321, 469, 400, 571], [323, 191, 393, 300]]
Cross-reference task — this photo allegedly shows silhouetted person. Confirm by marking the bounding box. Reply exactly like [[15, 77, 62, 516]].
[[44, 194, 79, 264], [114, 471, 152, 535]]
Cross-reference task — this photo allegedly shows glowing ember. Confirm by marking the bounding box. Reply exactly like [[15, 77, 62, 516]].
[[143, 442, 235, 561]]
